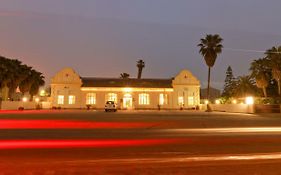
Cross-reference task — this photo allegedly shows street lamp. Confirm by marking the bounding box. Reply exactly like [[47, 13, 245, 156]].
[[245, 96, 254, 105], [22, 97, 28, 102], [35, 98, 40, 103]]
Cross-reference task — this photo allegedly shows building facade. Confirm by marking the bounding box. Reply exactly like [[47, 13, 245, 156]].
[[50, 68, 200, 110]]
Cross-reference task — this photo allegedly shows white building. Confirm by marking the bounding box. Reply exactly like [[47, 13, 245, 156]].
[[50, 68, 200, 110]]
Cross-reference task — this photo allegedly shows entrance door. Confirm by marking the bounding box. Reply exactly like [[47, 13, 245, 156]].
[[123, 94, 133, 109]]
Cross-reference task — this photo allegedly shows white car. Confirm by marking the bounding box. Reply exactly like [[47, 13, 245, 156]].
[[105, 101, 118, 112]]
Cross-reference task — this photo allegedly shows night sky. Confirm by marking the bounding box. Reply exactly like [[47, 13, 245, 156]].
[[1, 0, 281, 89]]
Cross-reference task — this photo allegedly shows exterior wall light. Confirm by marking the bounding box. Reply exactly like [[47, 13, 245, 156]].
[[22, 97, 28, 102], [245, 96, 254, 105], [35, 98, 40, 103]]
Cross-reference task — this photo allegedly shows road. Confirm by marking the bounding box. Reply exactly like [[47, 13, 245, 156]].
[[0, 110, 281, 174]]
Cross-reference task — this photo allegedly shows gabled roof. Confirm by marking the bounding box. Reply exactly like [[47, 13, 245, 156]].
[[81, 77, 173, 88]]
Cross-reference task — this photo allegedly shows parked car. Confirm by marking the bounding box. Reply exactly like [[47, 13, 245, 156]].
[[105, 101, 117, 112]]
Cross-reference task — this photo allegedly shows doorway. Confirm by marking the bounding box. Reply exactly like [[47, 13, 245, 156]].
[[123, 94, 133, 109]]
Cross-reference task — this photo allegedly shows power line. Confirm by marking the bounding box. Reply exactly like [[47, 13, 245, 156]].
[[224, 47, 281, 54], [224, 48, 265, 53]]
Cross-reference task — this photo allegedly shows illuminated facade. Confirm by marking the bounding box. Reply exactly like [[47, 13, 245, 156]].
[[50, 68, 200, 110]]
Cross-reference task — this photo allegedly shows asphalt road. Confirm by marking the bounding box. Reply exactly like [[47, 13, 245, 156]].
[[0, 110, 281, 175]]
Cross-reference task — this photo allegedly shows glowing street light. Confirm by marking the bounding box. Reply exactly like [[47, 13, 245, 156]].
[[232, 99, 237, 104], [215, 100, 220, 104], [35, 98, 40, 103], [22, 97, 28, 102], [204, 100, 209, 105], [245, 96, 254, 105]]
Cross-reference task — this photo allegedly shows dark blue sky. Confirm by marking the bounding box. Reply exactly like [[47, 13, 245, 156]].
[[1, 0, 281, 88]]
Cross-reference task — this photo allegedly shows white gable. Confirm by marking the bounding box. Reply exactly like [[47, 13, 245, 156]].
[[172, 70, 200, 86], [51, 67, 82, 85]]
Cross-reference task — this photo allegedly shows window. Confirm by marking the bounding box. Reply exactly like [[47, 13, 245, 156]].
[[139, 93, 150, 105], [86, 93, 96, 105], [107, 93, 117, 102], [159, 94, 168, 105], [68, 95, 76, 104], [188, 97, 194, 105], [178, 96, 184, 106], [58, 95, 64, 105]]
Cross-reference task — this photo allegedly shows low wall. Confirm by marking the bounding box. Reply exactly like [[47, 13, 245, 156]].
[[255, 104, 281, 113], [41, 102, 51, 109], [0, 101, 52, 110], [209, 104, 255, 114], [1, 101, 37, 110]]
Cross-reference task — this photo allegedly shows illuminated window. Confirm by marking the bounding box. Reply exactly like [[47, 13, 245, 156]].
[[86, 93, 96, 105], [139, 93, 150, 105], [68, 95, 76, 104], [159, 94, 168, 105], [58, 95, 64, 105], [188, 97, 194, 105], [107, 93, 117, 102], [178, 96, 184, 106]]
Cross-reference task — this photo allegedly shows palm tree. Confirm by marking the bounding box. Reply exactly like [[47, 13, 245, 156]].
[[233, 75, 258, 98], [198, 34, 223, 101], [120, 73, 130, 79], [137, 59, 145, 79], [265, 46, 281, 95], [250, 58, 269, 97]]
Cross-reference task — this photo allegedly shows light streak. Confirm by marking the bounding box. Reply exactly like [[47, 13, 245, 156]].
[[166, 127, 281, 133], [0, 120, 160, 129], [64, 152, 281, 164], [0, 139, 180, 149]]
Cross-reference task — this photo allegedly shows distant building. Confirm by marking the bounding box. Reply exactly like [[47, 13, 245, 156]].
[[200, 87, 221, 101], [50, 68, 201, 110]]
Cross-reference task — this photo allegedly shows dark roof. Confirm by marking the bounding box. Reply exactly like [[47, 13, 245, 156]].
[[81, 77, 173, 88]]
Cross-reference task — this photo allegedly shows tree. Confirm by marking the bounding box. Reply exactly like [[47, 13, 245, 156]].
[[120, 73, 130, 79], [20, 69, 45, 101], [222, 66, 235, 97], [136, 59, 145, 79], [0, 55, 45, 101], [198, 34, 223, 101], [250, 58, 270, 97], [265, 46, 281, 96], [232, 75, 258, 97]]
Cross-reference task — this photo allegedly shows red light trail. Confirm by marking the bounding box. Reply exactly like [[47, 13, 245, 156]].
[[0, 139, 181, 149], [0, 120, 160, 129]]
